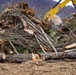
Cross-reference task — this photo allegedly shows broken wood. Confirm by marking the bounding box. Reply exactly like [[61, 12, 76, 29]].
[[26, 14, 42, 24], [24, 29, 34, 35], [0, 53, 6, 60], [65, 43, 76, 49], [4, 34, 19, 54]]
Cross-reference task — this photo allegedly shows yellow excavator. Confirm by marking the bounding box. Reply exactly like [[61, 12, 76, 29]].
[[43, 0, 76, 30], [44, 0, 76, 20]]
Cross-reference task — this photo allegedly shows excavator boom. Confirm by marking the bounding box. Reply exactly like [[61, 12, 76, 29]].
[[44, 0, 76, 20]]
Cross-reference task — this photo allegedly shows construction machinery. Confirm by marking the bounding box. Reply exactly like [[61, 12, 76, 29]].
[[43, 0, 76, 31], [44, 0, 76, 20]]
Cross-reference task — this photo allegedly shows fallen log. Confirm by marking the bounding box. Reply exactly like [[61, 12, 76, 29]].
[[4, 51, 76, 63], [41, 51, 76, 60], [6, 54, 32, 63]]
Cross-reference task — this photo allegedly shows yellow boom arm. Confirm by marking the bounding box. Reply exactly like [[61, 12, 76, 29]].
[[44, 0, 76, 20]]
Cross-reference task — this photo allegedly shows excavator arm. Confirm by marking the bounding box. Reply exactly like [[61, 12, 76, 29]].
[[44, 0, 76, 20]]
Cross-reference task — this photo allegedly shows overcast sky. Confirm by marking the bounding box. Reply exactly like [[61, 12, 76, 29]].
[[53, 0, 74, 7]]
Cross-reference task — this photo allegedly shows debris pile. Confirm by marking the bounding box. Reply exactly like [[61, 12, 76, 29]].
[[0, 2, 76, 62], [0, 2, 54, 55]]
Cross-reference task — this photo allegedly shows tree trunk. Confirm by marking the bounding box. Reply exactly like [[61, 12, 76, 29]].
[[4, 51, 76, 62]]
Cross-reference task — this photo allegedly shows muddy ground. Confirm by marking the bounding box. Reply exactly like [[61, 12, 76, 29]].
[[0, 60, 76, 75]]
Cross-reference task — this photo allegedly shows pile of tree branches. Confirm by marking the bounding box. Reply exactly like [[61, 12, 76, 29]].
[[0, 1, 76, 57], [0, 2, 56, 55]]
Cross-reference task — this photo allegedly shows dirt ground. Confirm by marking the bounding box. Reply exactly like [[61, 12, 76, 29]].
[[0, 60, 76, 75]]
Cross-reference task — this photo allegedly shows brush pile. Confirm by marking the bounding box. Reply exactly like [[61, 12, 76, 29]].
[[0, 2, 76, 62], [0, 2, 54, 55]]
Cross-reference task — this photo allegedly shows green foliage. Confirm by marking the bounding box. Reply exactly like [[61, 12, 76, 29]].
[[23, 49, 29, 54], [13, 47, 29, 54], [48, 30, 60, 42]]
